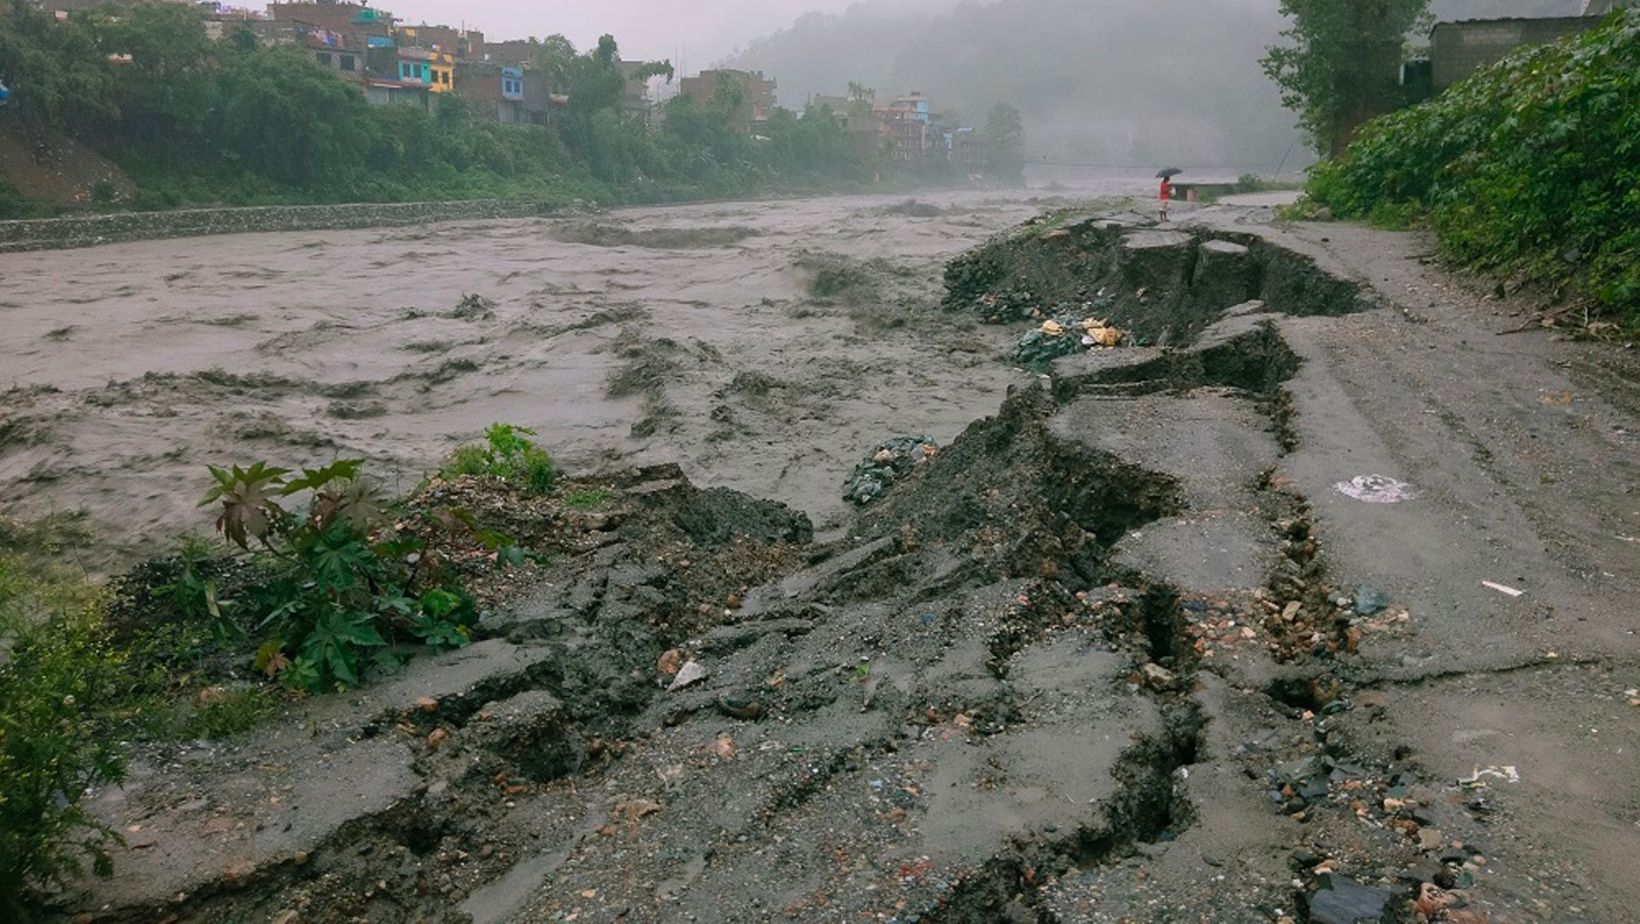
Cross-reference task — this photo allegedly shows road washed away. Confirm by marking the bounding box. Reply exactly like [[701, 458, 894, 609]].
[[17, 197, 1640, 923]]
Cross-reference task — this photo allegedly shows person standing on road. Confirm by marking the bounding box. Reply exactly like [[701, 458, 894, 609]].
[[1158, 175, 1172, 223]]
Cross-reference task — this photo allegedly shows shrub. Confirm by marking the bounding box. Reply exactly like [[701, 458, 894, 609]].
[[1308, 11, 1640, 324], [199, 459, 476, 692], [443, 424, 557, 494], [0, 556, 125, 914]]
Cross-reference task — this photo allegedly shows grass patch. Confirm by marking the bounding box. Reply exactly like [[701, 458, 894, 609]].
[[564, 488, 614, 511]]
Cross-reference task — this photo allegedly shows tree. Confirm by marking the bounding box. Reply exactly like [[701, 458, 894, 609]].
[[1261, 0, 1430, 155], [529, 34, 577, 92], [982, 102, 1024, 182]]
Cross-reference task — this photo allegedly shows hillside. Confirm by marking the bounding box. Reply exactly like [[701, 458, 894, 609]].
[[0, 122, 133, 214]]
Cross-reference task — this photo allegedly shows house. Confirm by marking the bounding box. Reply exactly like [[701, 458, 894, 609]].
[[678, 69, 777, 132], [1429, 13, 1615, 91], [304, 28, 362, 78], [454, 61, 528, 122], [872, 95, 931, 165], [398, 23, 484, 60], [265, 2, 393, 37], [618, 59, 658, 120], [483, 39, 538, 68], [365, 47, 444, 109]]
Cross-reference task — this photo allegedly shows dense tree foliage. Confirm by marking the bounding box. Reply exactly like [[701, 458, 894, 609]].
[[982, 102, 1024, 182], [1308, 11, 1640, 324], [1262, 0, 1431, 155], [0, 1, 895, 215]]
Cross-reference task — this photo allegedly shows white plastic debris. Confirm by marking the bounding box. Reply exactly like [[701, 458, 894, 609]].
[[1481, 580, 1524, 598], [1458, 765, 1520, 788], [1334, 474, 1415, 504]]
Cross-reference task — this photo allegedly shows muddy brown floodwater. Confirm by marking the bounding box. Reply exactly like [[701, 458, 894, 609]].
[[0, 190, 1115, 563]]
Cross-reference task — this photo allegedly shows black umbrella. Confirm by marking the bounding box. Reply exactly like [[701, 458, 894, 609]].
[[1156, 166, 1183, 179]]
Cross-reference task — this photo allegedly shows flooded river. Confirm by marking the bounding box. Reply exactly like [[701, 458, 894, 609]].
[[0, 188, 1141, 561]]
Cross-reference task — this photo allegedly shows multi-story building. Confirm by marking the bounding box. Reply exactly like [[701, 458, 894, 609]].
[[265, 2, 393, 37], [677, 69, 777, 132], [455, 61, 530, 122], [397, 24, 484, 61]]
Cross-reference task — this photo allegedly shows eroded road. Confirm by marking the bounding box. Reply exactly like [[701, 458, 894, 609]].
[[17, 196, 1639, 923]]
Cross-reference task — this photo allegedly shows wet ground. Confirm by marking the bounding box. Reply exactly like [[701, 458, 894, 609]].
[[7, 191, 1639, 923]]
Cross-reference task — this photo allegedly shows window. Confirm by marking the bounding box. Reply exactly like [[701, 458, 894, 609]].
[[316, 52, 330, 66], [341, 55, 355, 72]]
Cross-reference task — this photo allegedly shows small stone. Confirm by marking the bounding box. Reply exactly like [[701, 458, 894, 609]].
[[271, 911, 299, 924], [414, 696, 438, 713], [715, 691, 765, 720], [1140, 662, 1181, 692], [1354, 587, 1390, 616], [426, 727, 448, 752], [1417, 827, 1444, 851], [1309, 875, 1392, 924], [1282, 601, 1302, 622], [657, 649, 684, 676], [668, 660, 707, 691]]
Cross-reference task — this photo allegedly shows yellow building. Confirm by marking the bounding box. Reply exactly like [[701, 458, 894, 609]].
[[429, 51, 454, 93]]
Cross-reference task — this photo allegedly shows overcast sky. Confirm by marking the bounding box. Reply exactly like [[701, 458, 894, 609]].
[[292, 0, 896, 67]]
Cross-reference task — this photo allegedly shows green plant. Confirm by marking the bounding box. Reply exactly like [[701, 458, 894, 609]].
[[564, 488, 614, 511], [200, 459, 476, 692], [0, 557, 125, 914], [443, 423, 557, 494], [1308, 11, 1640, 325]]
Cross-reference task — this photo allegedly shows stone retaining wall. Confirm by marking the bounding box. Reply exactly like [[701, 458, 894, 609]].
[[0, 199, 564, 253]]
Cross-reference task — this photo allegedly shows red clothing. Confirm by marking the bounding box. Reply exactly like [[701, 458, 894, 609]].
[[1159, 180, 1172, 201]]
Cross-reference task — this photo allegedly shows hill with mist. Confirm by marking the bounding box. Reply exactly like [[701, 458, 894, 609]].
[[722, 0, 1308, 174], [722, 0, 1616, 175]]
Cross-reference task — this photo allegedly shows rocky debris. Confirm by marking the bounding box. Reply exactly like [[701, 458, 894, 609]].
[[1008, 309, 1126, 366], [843, 435, 938, 506]]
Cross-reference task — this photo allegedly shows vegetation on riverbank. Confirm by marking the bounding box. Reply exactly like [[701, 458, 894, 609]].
[[0, 0, 1019, 220], [1302, 11, 1639, 326], [0, 424, 569, 912]]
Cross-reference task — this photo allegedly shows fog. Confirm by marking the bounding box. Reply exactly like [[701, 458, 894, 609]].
[[251, 0, 1591, 179]]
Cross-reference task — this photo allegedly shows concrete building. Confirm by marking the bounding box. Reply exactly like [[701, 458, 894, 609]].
[[265, 2, 393, 37], [483, 40, 538, 68], [398, 23, 484, 60], [1430, 15, 1611, 90], [678, 69, 776, 132], [455, 61, 528, 122]]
